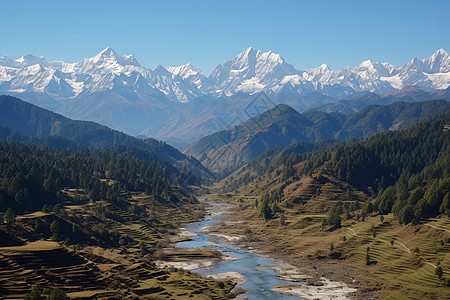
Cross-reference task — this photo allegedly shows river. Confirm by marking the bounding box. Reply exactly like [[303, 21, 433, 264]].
[[175, 201, 305, 299]]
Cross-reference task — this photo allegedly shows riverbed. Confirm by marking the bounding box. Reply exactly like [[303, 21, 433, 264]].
[[176, 202, 307, 299], [156, 201, 357, 299]]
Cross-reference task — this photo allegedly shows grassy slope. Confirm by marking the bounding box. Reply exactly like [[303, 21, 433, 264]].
[[213, 166, 450, 299]]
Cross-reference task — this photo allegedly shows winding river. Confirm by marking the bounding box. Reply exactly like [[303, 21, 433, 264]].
[[176, 201, 304, 299]]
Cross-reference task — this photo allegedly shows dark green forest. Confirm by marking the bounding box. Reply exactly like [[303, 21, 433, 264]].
[[0, 143, 189, 213], [299, 113, 450, 223], [0, 95, 208, 182]]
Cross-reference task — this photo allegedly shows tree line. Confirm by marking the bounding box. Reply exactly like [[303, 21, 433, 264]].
[[0, 142, 182, 213]]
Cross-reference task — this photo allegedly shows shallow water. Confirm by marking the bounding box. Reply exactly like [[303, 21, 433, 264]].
[[176, 202, 304, 299]]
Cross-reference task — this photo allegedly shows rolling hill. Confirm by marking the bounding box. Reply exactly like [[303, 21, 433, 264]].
[[0, 95, 210, 181], [186, 99, 450, 174]]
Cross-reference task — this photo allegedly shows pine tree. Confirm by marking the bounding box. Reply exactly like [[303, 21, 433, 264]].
[[5, 207, 15, 228], [50, 220, 61, 240], [279, 214, 286, 226], [365, 247, 371, 265], [259, 199, 273, 221], [435, 266, 443, 280]]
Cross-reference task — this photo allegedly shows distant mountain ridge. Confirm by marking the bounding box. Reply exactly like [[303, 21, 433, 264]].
[[313, 86, 450, 115], [186, 100, 450, 173], [1, 47, 449, 144], [0, 95, 210, 180]]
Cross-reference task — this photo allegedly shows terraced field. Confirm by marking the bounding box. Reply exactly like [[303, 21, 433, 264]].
[[0, 241, 107, 298], [0, 191, 235, 299]]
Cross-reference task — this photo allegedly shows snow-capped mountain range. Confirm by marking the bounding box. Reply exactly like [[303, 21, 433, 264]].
[[0, 47, 202, 103], [1, 47, 449, 103], [0, 47, 449, 146]]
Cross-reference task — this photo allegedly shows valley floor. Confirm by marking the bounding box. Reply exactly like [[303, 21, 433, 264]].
[[206, 192, 450, 300], [1, 187, 448, 299]]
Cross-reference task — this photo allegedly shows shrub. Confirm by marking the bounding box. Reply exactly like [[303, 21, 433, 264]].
[[435, 266, 443, 280], [279, 214, 286, 226], [34, 219, 46, 233], [24, 286, 44, 300], [139, 241, 148, 255], [5, 207, 15, 227], [365, 252, 370, 266], [48, 288, 69, 300], [50, 220, 61, 240], [325, 206, 342, 229], [365, 247, 371, 265]]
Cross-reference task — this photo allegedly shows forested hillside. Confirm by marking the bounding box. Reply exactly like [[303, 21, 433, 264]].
[[0, 143, 189, 213], [300, 114, 449, 223], [221, 112, 449, 223], [187, 99, 450, 175], [0, 95, 210, 180]]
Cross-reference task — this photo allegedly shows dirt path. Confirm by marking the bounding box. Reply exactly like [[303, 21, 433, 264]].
[[347, 227, 439, 269], [425, 223, 450, 233], [346, 228, 410, 253]]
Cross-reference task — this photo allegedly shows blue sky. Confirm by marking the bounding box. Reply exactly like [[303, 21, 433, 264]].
[[1, 0, 449, 74]]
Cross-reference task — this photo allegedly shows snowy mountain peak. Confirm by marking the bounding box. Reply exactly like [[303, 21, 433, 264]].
[[243, 46, 258, 55], [207, 47, 298, 95], [165, 63, 207, 91], [93, 47, 119, 63], [70, 47, 142, 75], [259, 50, 283, 64], [89, 47, 141, 67], [0, 54, 49, 68], [233, 47, 285, 65], [318, 64, 330, 71], [166, 63, 203, 78], [153, 64, 172, 76], [434, 48, 448, 56], [99, 46, 116, 56], [423, 48, 450, 73], [303, 64, 333, 82], [357, 59, 375, 69], [232, 47, 259, 65], [411, 56, 420, 63]]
